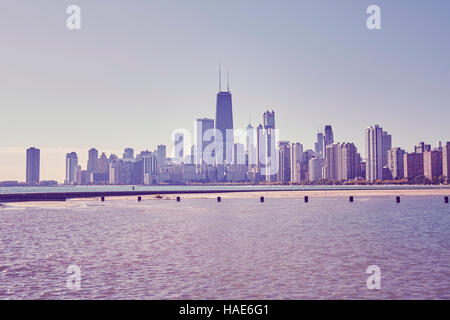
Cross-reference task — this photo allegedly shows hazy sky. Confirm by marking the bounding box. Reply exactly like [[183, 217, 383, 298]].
[[1, 0, 449, 182]]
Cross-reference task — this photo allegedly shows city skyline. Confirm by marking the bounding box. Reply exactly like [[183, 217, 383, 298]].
[[11, 117, 450, 184], [1, 1, 450, 181], [2, 71, 449, 183]]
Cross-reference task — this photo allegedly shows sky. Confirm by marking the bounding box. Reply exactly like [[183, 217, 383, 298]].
[[1, 0, 449, 182]]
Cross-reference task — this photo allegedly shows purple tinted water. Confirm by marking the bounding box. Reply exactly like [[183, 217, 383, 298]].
[[1, 196, 449, 299]]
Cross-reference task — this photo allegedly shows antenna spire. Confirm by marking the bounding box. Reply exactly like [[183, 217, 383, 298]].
[[227, 72, 230, 92]]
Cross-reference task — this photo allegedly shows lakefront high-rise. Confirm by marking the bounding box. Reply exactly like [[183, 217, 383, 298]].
[[65, 152, 78, 185], [365, 125, 384, 182], [215, 70, 234, 165], [365, 125, 392, 182], [26, 147, 40, 184]]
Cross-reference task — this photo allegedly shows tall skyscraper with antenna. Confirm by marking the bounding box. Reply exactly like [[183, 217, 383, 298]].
[[215, 67, 234, 167]]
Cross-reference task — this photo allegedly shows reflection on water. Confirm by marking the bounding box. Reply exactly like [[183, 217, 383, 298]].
[[1, 196, 450, 299]]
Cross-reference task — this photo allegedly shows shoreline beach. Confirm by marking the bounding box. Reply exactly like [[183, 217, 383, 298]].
[[1, 188, 449, 208]]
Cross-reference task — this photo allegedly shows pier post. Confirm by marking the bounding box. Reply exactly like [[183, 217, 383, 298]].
[[304, 196, 308, 203], [217, 196, 221, 203], [101, 196, 105, 202], [349, 196, 354, 203], [260, 196, 265, 203], [445, 196, 449, 204], [396, 196, 401, 203], [176, 196, 181, 202]]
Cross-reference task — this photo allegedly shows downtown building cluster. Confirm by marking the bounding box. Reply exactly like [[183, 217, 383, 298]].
[[21, 80, 450, 186]]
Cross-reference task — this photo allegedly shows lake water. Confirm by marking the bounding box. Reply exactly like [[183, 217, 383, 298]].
[[1, 195, 449, 299]]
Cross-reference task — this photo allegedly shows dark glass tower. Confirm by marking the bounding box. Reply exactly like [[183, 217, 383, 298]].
[[323, 125, 334, 151], [215, 72, 234, 164]]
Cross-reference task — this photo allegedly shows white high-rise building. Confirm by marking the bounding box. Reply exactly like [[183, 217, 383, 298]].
[[246, 123, 256, 170], [323, 143, 339, 180], [365, 125, 384, 182], [65, 152, 78, 184], [309, 157, 324, 182], [337, 143, 358, 181], [290, 143, 303, 182], [387, 148, 405, 179]]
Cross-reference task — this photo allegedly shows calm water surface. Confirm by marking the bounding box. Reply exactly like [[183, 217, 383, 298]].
[[1, 196, 449, 299]]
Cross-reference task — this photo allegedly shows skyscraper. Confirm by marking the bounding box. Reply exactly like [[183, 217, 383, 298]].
[[381, 131, 392, 167], [263, 110, 275, 130], [337, 143, 359, 181], [387, 148, 405, 179], [322, 125, 334, 152], [196, 118, 215, 167], [109, 159, 123, 185], [365, 125, 384, 182], [309, 157, 324, 182], [26, 147, 40, 184], [404, 152, 424, 180], [215, 71, 233, 164], [423, 150, 443, 179], [87, 148, 99, 174], [315, 132, 324, 158], [65, 152, 78, 184], [246, 123, 256, 170], [443, 142, 450, 179], [97, 153, 109, 174], [290, 142, 303, 182], [278, 142, 291, 183], [263, 111, 277, 182], [323, 143, 339, 180], [140, 151, 158, 184], [263, 111, 276, 160], [157, 145, 166, 166], [256, 124, 264, 172], [74, 165, 82, 185]]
